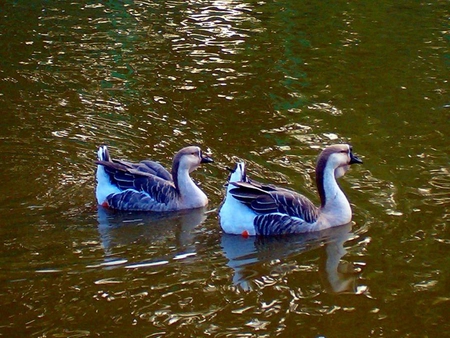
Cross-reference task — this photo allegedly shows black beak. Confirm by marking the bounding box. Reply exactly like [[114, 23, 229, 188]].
[[201, 153, 214, 164], [225, 166, 235, 173], [349, 151, 363, 165]]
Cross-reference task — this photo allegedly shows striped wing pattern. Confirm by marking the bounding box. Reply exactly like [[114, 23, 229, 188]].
[[96, 159, 178, 207], [105, 189, 173, 211], [254, 213, 308, 236], [118, 159, 172, 181], [229, 180, 319, 235]]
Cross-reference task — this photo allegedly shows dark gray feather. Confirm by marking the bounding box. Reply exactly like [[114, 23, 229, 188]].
[[230, 180, 319, 223], [106, 189, 173, 211], [96, 159, 178, 205], [254, 214, 308, 236]]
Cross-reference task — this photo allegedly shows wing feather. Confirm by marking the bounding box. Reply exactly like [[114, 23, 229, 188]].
[[96, 159, 177, 205], [254, 213, 309, 235], [135, 160, 172, 181], [106, 189, 174, 211], [229, 180, 319, 223]]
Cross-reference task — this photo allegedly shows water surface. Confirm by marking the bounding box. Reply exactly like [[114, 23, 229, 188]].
[[0, 0, 448, 337]]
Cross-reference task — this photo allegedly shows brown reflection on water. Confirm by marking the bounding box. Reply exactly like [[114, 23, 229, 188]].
[[96, 206, 207, 258], [221, 223, 367, 294], [0, 0, 449, 336]]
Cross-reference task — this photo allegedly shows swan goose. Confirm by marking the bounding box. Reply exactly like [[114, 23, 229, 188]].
[[219, 144, 362, 236], [95, 145, 213, 211]]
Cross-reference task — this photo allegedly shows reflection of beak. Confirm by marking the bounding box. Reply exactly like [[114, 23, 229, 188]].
[[201, 153, 214, 164], [349, 152, 363, 165]]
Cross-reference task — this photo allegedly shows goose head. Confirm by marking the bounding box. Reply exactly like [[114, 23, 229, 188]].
[[172, 146, 214, 176], [317, 144, 362, 179]]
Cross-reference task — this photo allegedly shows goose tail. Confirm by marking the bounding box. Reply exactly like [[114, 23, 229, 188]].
[[220, 161, 257, 236], [228, 162, 247, 184], [95, 145, 121, 205], [97, 145, 111, 162]]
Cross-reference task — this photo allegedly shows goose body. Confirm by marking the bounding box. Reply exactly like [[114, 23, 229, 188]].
[[219, 144, 362, 236], [95, 146, 213, 211]]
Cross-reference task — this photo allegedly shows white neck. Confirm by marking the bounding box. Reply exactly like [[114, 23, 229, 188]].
[[319, 165, 352, 226], [176, 168, 208, 209]]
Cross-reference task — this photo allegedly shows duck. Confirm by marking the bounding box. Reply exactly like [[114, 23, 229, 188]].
[[95, 145, 213, 211], [219, 144, 362, 236]]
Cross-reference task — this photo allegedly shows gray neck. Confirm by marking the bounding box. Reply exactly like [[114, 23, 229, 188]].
[[176, 168, 207, 208]]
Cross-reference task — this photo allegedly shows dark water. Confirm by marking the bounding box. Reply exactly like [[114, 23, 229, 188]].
[[0, 0, 448, 336]]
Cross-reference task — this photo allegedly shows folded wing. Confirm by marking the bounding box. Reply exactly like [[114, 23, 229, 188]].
[[96, 159, 177, 205], [229, 181, 319, 224], [110, 159, 172, 181]]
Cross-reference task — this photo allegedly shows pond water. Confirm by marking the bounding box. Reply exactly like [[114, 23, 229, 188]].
[[0, 0, 448, 337]]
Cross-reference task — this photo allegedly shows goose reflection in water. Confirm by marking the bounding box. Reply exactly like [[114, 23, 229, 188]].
[[221, 222, 365, 293], [96, 206, 207, 257]]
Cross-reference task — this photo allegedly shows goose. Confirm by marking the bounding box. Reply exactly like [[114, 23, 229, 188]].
[[219, 144, 362, 236], [95, 145, 213, 211]]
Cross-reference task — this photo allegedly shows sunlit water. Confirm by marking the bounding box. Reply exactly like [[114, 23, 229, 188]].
[[0, 0, 448, 337]]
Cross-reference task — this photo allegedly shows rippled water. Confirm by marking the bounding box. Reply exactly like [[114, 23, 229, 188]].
[[0, 0, 448, 337]]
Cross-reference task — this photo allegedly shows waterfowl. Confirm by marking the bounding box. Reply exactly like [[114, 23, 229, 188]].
[[95, 145, 213, 211], [219, 144, 362, 236]]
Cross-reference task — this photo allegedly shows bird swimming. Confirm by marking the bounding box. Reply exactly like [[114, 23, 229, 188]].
[[95, 145, 213, 211], [219, 144, 362, 236]]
